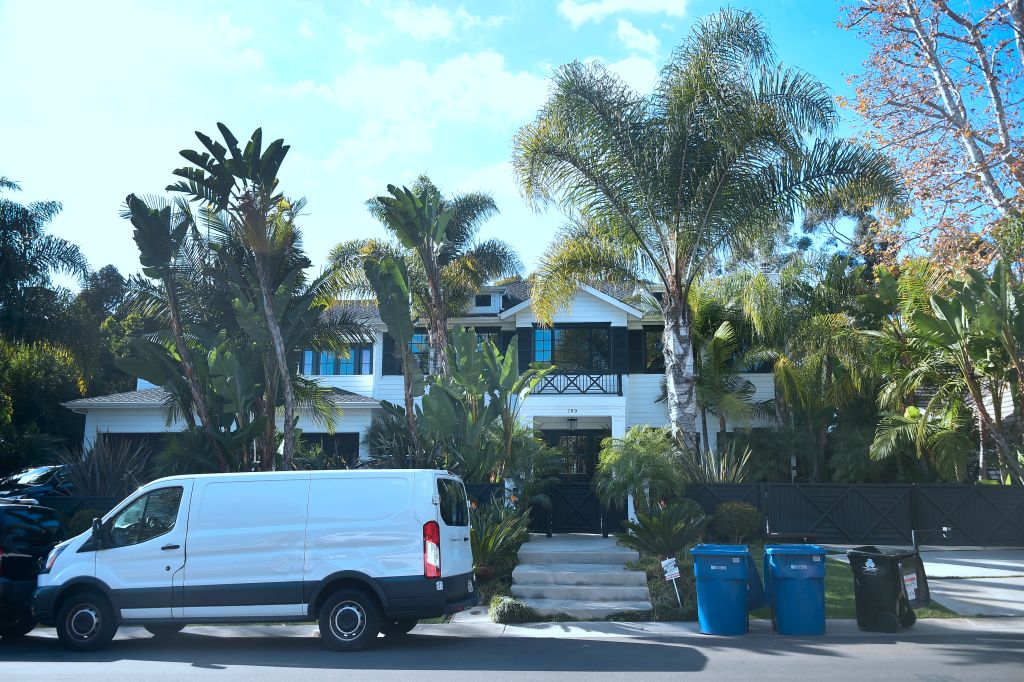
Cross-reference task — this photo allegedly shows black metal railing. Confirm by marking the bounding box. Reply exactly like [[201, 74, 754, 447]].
[[533, 372, 622, 395]]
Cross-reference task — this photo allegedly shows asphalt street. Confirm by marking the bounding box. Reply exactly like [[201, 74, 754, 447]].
[[1, 624, 1022, 681]]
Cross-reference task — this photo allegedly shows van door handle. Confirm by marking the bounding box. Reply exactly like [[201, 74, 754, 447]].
[[161, 544, 180, 551]]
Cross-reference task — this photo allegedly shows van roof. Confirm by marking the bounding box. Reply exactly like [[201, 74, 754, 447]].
[[141, 469, 459, 488]]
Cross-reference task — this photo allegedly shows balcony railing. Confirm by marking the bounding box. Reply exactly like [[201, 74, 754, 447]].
[[533, 372, 622, 396]]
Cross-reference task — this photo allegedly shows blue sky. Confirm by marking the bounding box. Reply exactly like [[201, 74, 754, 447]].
[[0, 0, 868, 280]]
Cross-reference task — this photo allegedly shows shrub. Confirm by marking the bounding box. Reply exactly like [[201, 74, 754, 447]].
[[617, 500, 710, 558], [476, 577, 512, 606], [471, 502, 530, 579], [489, 596, 538, 624], [624, 555, 698, 621], [594, 426, 685, 515], [66, 509, 101, 536], [58, 434, 153, 498], [711, 501, 763, 543]]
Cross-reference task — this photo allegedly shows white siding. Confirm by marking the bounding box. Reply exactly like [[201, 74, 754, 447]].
[[626, 375, 668, 428], [513, 289, 628, 327]]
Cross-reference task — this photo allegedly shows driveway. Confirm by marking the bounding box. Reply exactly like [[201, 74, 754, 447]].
[[831, 547, 1024, 617]]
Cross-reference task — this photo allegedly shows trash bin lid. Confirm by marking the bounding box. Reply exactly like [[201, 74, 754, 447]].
[[848, 545, 918, 559], [765, 544, 825, 556], [691, 543, 749, 556]]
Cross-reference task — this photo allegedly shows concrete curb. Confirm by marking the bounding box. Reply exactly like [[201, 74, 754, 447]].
[[417, 617, 1024, 640]]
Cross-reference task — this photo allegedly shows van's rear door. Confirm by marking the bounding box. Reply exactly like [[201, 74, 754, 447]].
[[434, 475, 473, 579]]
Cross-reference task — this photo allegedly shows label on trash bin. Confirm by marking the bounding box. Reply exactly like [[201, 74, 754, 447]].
[[903, 572, 918, 600], [790, 564, 808, 570], [661, 558, 680, 581]]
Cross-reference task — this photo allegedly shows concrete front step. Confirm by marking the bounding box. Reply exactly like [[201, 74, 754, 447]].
[[511, 583, 651, 602], [516, 534, 639, 566], [520, 598, 653, 619], [512, 563, 648, 587]]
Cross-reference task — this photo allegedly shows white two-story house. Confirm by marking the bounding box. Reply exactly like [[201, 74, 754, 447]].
[[64, 282, 775, 498]]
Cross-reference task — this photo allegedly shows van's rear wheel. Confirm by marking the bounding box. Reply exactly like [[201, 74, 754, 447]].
[[56, 592, 117, 651], [318, 589, 381, 651], [145, 624, 186, 637], [382, 619, 418, 637]]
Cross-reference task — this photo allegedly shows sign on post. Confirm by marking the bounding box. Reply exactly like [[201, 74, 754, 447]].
[[661, 557, 682, 607]]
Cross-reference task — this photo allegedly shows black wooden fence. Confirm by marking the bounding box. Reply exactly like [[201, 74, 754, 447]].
[[686, 483, 1024, 546], [35, 483, 1024, 546]]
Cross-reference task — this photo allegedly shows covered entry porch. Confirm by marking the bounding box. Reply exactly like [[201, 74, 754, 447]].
[[530, 413, 627, 535]]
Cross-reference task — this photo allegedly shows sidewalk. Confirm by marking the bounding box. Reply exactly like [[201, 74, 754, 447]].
[[431, 616, 1023, 640]]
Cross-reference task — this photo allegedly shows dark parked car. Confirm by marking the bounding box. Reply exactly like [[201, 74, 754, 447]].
[[0, 502, 67, 638], [0, 466, 74, 501]]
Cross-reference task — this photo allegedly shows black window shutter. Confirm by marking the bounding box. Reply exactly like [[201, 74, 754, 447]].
[[381, 333, 400, 375], [517, 327, 532, 369], [611, 326, 628, 373], [500, 330, 515, 353], [628, 330, 644, 373]]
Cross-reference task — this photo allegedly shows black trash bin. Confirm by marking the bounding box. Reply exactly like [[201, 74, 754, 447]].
[[847, 545, 930, 632]]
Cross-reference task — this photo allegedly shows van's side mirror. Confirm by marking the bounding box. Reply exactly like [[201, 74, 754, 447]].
[[91, 518, 105, 547]]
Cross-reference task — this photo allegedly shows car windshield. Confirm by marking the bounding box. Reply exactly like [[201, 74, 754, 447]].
[[2, 467, 54, 486]]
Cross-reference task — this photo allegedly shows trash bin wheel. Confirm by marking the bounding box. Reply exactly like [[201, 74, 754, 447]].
[[876, 611, 899, 633], [899, 609, 917, 628]]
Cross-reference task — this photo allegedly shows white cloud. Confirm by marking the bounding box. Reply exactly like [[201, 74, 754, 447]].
[[616, 19, 659, 56], [298, 19, 315, 38], [605, 55, 659, 94], [385, 2, 507, 41], [343, 27, 376, 52], [559, 0, 687, 28]]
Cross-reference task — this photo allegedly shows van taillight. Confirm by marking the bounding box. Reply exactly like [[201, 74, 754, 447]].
[[423, 520, 441, 578]]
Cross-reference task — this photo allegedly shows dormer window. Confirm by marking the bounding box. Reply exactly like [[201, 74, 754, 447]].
[[474, 294, 492, 307]]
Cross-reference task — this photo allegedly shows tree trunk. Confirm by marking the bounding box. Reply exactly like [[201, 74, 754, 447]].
[[717, 413, 727, 457], [422, 255, 450, 377], [253, 259, 297, 471], [163, 279, 228, 472], [963, 366, 1024, 484], [700, 407, 710, 460], [402, 357, 422, 462], [662, 308, 697, 451]]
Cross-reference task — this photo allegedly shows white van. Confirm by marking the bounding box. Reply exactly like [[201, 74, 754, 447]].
[[34, 469, 476, 651]]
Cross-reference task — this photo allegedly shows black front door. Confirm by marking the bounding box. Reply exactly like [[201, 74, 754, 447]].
[[535, 429, 623, 534]]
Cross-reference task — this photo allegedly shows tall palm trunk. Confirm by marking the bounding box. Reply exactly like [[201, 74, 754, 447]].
[[163, 279, 228, 472], [700, 407, 710, 460], [253, 256, 297, 470], [663, 305, 697, 451], [423, 262, 450, 376]]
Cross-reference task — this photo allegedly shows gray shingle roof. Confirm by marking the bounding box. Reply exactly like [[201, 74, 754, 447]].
[[63, 387, 170, 408], [64, 387, 379, 409]]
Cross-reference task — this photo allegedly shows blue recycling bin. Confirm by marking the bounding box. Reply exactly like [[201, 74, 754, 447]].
[[763, 544, 827, 635], [691, 544, 764, 635]]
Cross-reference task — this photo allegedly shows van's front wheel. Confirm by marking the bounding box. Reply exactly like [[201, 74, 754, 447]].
[[318, 589, 381, 651], [55, 592, 117, 651]]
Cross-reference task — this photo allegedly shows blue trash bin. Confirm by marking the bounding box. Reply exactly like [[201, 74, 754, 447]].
[[691, 544, 758, 635], [763, 544, 827, 635]]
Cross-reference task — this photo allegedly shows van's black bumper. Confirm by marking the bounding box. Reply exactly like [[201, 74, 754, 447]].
[[30, 585, 59, 625], [379, 572, 478, 619]]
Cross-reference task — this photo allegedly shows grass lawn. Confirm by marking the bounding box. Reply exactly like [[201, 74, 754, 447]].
[[746, 544, 957, 619]]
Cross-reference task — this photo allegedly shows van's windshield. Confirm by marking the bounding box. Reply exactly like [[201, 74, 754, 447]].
[[437, 478, 469, 527]]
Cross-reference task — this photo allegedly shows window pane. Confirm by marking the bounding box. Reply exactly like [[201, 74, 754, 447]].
[[645, 330, 665, 372], [437, 478, 468, 527], [301, 350, 314, 375], [410, 334, 429, 373], [360, 347, 372, 375], [534, 328, 552, 362], [109, 487, 183, 547], [589, 328, 610, 371], [319, 351, 336, 375], [338, 349, 356, 375]]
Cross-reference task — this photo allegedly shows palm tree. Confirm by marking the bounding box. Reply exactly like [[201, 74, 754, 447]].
[[511, 9, 904, 446], [331, 174, 520, 376], [0, 177, 88, 343], [167, 124, 307, 468]]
